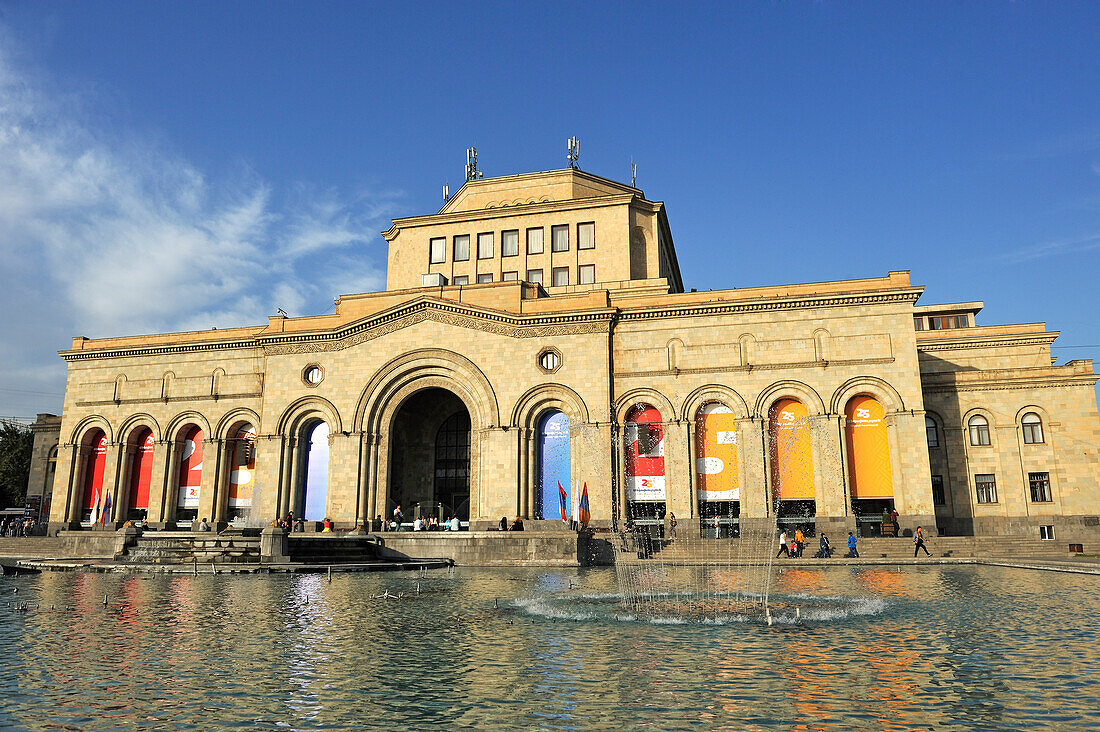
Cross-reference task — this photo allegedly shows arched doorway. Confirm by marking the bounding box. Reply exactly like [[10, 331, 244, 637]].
[[844, 395, 895, 536], [298, 421, 329, 522], [389, 387, 471, 523], [80, 430, 108, 525], [537, 410, 570, 521], [768, 398, 816, 535], [175, 425, 204, 525], [624, 403, 666, 533], [126, 428, 155, 521], [227, 423, 257, 521], [695, 402, 739, 537]]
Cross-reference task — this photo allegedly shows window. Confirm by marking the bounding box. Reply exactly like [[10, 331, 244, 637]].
[[551, 225, 569, 252], [975, 473, 997, 503], [579, 264, 595, 285], [526, 228, 544, 255], [928, 316, 963, 330], [1039, 525, 1055, 541], [526, 268, 543, 284], [302, 365, 324, 386], [1022, 413, 1044, 444], [931, 475, 946, 505], [429, 237, 446, 264], [1029, 472, 1052, 502], [502, 230, 519, 257], [477, 233, 494, 259], [452, 275, 469, 286], [925, 416, 939, 447], [538, 349, 561, 373], [454, 235, 470, 261], [502, 271, 519, 281], [968, 415, 990, 446], [914, 317, 924, 331], [578, 222, 595, 250], [552, 267, 569, 286], [476, 273, 493, 284], [955, 315, 969, 328]]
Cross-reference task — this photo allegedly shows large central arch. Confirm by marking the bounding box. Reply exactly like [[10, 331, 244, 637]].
[[356, 349, 499, 526]]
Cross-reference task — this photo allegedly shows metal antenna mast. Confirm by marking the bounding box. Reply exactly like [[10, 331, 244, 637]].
[[631, 158, 637, 188], [465, 147, 482, 182], [567, 136, 579, 169]]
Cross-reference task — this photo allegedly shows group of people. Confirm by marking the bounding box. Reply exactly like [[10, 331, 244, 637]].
[[0, 517, 39, 537], [497, 516, 525, 531], [378, 506, 461, 532], [776, 528, 809, 558]]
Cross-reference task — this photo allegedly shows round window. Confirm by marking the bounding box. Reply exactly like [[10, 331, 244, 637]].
[[303, 365, 324, 386]]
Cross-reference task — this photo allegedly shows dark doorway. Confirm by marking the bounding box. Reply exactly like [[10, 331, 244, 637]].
[[389, 388, 471, 522]]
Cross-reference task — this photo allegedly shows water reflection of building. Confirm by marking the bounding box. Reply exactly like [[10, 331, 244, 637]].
[[25, 166, 1100, 541]]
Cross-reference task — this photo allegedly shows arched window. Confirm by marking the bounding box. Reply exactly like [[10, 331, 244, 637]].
[[968, 415, 990, 446], [925, 416, 939, 447], [1021, 413, 1044, 444]]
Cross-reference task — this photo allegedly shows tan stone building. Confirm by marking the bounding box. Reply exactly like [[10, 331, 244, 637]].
[[28, 168, 1100, 542]]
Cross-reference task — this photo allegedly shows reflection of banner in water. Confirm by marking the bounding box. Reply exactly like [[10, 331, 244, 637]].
[[228, 424, 257, 508], [845, 396, 893, 498], [769, 399, 814, 500], [177, 426, 204, 508], [695, 403, 739, 500], [626, 405, 665, 500]]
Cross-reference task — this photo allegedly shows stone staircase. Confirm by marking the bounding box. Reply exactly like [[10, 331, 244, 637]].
[[0, 537, 65, 558], [287, 535, 383, 564], [123, 532, 261, 564]]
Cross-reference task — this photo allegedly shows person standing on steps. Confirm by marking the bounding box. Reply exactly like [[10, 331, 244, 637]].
[[668, 512, 677, 539], [794, 528, 805, 558], [914, 525, 931, 557], [890, 508, 900, 537], [847, 531, 859, 558], [776, 530, 790, 558]]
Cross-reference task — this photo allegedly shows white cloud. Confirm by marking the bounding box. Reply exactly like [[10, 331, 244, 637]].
[[1001, 233, 1100, 264], [0, 45, 399, 415]]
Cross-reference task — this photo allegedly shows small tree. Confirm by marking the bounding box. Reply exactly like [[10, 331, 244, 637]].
[[0, 423, 33, 509]]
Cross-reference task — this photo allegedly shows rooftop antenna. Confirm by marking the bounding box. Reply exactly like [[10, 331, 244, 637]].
[[631, 158, 637, 188], [442, 182, 450, 203], [465, 147, 482, 182], [276, 308, 288, 317], [567, 136, 579, 169]]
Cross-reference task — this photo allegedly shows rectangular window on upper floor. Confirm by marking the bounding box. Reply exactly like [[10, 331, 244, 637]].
[[452, 275, 469, 286], [1029, 472, 1052, 502], [527, 228, 544, 255], [477, 233, 494, 259], [454, 235, 470, 261], [578, 222, 595, 250], [955, 315, 969, 328], [526, 268, 543, 284], [552, 266, 569, 286], [579, 264, 595, 285], [975, 474, 997, 503], [502, 230, 519, 257], [477, 273, 493, 284], [931, 475, 946, 505], [914, 317, 924, 331], [429, 237, 446, 264], [552, 225, 569, 252], [502, 271, 519, 281]]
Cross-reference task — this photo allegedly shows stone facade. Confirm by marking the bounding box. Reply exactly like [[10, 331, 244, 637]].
[[34, 168, 1100, 544]]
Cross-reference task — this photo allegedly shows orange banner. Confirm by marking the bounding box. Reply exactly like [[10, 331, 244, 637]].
[[845, 396, 894, 498], [769, 399, 815, 500]]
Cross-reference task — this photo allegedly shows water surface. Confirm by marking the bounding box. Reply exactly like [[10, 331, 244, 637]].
[[0, 565, 1097, 730]]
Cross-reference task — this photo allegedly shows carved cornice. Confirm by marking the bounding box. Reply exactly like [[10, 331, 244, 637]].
[[617, 289, 921, 321], [261, 301, 613, 355], [615, 356, 895, 378], [917, 334, 1058, 352]]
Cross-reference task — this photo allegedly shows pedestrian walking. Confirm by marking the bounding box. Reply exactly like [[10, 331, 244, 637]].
[[847, 531, 859, 558], [776, 530, 790, 558], [794, 528, 805, 558], [668, 512, 678, 539], [914, 525, 931, 557]]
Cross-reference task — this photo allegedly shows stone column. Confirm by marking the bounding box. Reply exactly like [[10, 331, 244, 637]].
[[113, 442, 135, 525], [147, 439, 177, 526], [277, 435, 294, 518], [98, 442, 123, 530], [196, 438, 222, 526], [50, 443, 77, 527]]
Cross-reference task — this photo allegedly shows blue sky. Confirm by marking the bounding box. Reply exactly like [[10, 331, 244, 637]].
[[1, 1, 1099, 416]]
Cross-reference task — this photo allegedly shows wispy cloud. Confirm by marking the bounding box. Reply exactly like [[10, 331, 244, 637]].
[[1001, 233, 1100, 264], [0, 43, 400, 415]]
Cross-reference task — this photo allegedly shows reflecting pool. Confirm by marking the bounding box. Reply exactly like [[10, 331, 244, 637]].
[[1, 565, 1098, 730]]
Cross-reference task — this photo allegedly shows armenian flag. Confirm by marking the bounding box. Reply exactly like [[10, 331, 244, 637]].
[[558, 482, 568, 521], [578, 482, 591, 526]]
